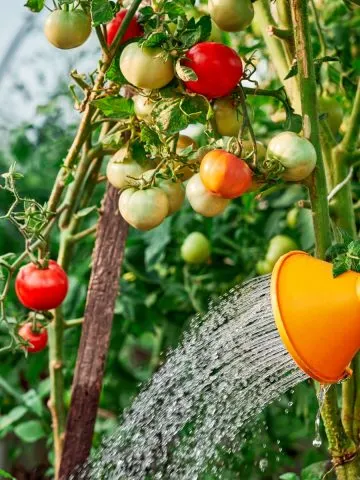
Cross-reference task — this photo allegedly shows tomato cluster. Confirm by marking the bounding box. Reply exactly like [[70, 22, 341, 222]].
[[15, 260, 69, 353]]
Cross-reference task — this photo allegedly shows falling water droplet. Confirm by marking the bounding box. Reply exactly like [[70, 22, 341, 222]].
[[259, 458, 268, 472], [313, 384, 331, 449]]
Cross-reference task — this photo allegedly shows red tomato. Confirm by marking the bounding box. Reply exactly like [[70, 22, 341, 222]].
[[15, 260, 68, 311], [200, 149, 252, 199], [18, 323, 48, 353], [106, 9, 143, 46], [183, 42, 243, 98]]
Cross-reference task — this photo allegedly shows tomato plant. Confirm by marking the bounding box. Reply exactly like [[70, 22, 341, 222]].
[[120, 43, 175, 90], [265, 132, 317, 181], [209, 0, 254, 32], [181, 232, 211, 264], [119, 187, 169, 230], [200, 150, 253, 199], [15, 261, 68, 311], [106, 9, 143, 46], [186, 173, 230, 217], [44, 9, 92, 50], [183, 42, 243, 98]]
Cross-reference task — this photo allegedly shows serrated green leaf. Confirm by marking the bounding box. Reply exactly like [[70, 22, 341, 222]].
[[179, 28, 202, 48], [347, 240, 360, 257], [153, 98, 189, 135], [326, 243, 348, 260], [92, 97, 134, 118], [139, 6, 154, 19], [130, 139, 148, 166], [333, 255, 349, 277], [140, 125, 162, 147], [105, 54, 127, 85], [24, 0, 45, 12], [142, 32, 168, 48], [91, 0, 114, 26], [163, 1, 186, 18], [175, 61, 198, 82], [14, 420, 46, 443]]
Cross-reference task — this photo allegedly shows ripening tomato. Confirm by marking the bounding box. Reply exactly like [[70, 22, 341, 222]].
[[183, 42, 243, 98], [186, 173, 230, 217], [106, 9, 143, 46], [106, 147, 147, 190], [120, 43, 175, 90], [44, 10, 92, 50], [133, 95, 154, 122], [265, 132, 317, 181], [209, 0, 254, 32], [119, 187, 169, 230], [200, 150, 252, 199], [18, 323, 48, 353], [181, 232, 211, 264], [213, 97, 243, 137], [241, 140, 266, 164], [15, 261, 68, 311]]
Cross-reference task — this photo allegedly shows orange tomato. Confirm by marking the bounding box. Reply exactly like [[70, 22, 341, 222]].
[[199, 149, 252, 199]]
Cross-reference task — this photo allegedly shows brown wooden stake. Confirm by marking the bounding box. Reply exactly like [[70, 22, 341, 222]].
[[59, 184, 128, 479]]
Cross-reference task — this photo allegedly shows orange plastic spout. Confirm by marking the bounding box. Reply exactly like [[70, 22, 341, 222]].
[[271, 251, 360, 384]]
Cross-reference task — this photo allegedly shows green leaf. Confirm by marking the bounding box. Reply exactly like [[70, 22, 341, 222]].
[[91, 0, 114, 26], [0, 469, 16, 480], [301, 461, 328, 480], [196, 15, 212, 42], [140, 125, 162, 147], [23, 389, 44, 417], [76, 206, 98, 218], [333, 255, 349, 277], [14, 420, 46, 443], [139, 6, 154, 20], [163, 1, 186, 18], [175, 60, 198, 82], [142, 32, 168, 48], [280, 474, 299, 480], [144, 218, 172, 268], [297, 209, 315, 251], [24, 0, 45, 12], [92, 97, 134, 118], [105, 54, 127, 85], [153, 97, 189, 135], [326, 243, 348, 260], [0, 406, 27, 431], [347, 240, 360, 258], [284, 62, 298, 80]]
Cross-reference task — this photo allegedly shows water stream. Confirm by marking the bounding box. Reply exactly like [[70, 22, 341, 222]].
[[74, 275, 308, 479]]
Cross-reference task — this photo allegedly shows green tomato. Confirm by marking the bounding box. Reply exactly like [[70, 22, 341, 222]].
[[241, 140, 266, 163], [256, 259, 273, 275], [318, 96, 344, 134], [133, 95, 154, 122], [286, 208, 299, 229], [120, 43, 175, 90], [143, 170, 185, 215], [181, 232, 211, 264], [265, 235, 298, 266], [106, 147, 146, 189], [213, 97, 243, 137], [209, 0, 254, 32], [265, 132, 317, 181], [186, 173, 230, 217], [44, 10, 92, 50], [119, 187, 169, 231]]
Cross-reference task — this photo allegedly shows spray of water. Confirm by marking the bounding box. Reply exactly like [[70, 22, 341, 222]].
[[74, 275, 307, 479]]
